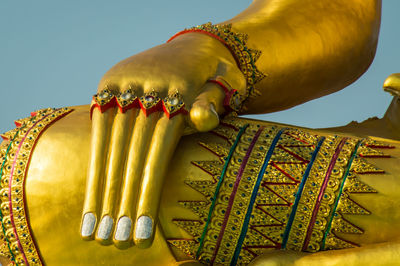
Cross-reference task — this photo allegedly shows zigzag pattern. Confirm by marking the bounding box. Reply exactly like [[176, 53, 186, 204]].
[[169, 120, 392, 264], [238, 131, 317, 260]]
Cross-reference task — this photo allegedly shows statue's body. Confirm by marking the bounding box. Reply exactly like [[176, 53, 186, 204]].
[[2, 0, 400, 265], [1, 99, 400, 265]]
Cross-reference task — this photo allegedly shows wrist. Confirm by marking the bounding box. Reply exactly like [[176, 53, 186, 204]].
[[166, 31, 237, 66], [167, 23, 265, 112]]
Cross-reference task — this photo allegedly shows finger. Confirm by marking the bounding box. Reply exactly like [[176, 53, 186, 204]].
[[96, 108, 137, 243], [113, 111, 160, 248], [190, 82, 225, 132], [134, 114, 185, 248], [81, 107, 115, 239]]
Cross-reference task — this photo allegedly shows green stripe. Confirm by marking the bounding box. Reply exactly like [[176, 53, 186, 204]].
[[0, 124, 30, 264], [321, 140, 363, 250], [195, 124, 249, 259], [281, 136, 325, 249], [231, 128, 285, 265]]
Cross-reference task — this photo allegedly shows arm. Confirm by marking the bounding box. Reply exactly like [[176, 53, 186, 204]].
[[226, 0, 381, 114]]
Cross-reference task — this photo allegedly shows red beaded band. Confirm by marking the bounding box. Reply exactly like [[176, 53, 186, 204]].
[[167, 29, 238, 67], [207, 76, 244, 113], [90, 97, 117, 119], [207, 79, 239, 113]]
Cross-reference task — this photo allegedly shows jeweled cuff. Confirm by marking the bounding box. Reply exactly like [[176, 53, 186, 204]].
[[162, 91, 188, 119]]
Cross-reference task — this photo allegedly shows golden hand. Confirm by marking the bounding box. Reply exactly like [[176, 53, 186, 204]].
[[80, 32, 246, 249], [79, 0, 382, 251]]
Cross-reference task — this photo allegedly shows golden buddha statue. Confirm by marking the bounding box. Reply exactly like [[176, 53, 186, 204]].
[[2, 0, 400, 265]]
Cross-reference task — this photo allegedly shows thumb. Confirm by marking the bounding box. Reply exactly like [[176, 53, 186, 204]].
[[190, 82, 225, 132]]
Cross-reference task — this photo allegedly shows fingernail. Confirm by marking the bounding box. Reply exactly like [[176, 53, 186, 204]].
[[114, 216, 132, 241], [97, 215, 113, 240], [81, 213, 96, 237], [209, 103, 218, 116], [135, 216, 153, 240]]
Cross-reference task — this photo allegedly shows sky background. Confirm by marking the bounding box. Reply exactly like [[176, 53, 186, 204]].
[[1, 0, 399, 134]]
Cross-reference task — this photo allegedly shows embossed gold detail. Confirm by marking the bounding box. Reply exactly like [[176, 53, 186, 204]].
[[90, 88, 117, 118], [169, 119, 391, 265], [318, 140, 388, 251], [162, 91, 188, 119], [0, 128, 19, 142], [210, 125, 238, 145], [197, 142, 229, 161], [93, 88, 115, 106], [0, 107, 73, 265], [300, 138, 357, 252], [351, 157, 384, 174], [139, 90, 162, 116], [116, 88, 139, 113]]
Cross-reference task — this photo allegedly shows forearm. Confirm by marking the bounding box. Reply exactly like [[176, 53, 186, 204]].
[[221, 0, 381, 114]]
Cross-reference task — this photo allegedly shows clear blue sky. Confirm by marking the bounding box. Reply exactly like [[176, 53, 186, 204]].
[[1, 1, 399, 134]]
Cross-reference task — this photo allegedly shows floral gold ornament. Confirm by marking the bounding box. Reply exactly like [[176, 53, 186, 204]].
[[0, 107, 73, 265], [139, 90, 162, 117], [168, 22, 266, 109], [90, 88, 117, 118], [116, 89, 139, 113], [162, 91, 188, 119]]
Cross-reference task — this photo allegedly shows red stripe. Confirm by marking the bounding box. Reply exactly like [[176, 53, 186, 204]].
[[117, 98, 140, 113], [161, 103, 188, 119], [8, 109, 73, 265], [271, 162, 300, 184], [302, 138, 347, 251], [210, 127, 264, 264], [90, 96, 117, 119], [167, 29, 240, 69], [277, 145, 310, 163], [8, 111, 55, 264]]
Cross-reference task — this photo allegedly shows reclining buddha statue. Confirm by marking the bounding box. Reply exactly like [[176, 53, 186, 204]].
[[1, 0, 400, 265]]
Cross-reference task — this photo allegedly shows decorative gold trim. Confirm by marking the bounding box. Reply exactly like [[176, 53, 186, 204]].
[[169, 118, 390, 265], [0, 107, 73, 265]]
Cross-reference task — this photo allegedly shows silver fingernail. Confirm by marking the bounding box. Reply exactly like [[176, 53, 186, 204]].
[[81, 213, 96, 237], [97, 215, 113, 240], [135, 216, 153, 240], [114, 216, 132, 241]]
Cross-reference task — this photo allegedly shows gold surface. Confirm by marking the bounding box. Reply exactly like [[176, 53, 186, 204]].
[[0, 103, 398, 265], [79, 0, 383, 253], [26, 106, 179, 265], [168, 119, 394, 264], [0, 0, 394, 264], [228, 0, 381, 114]]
